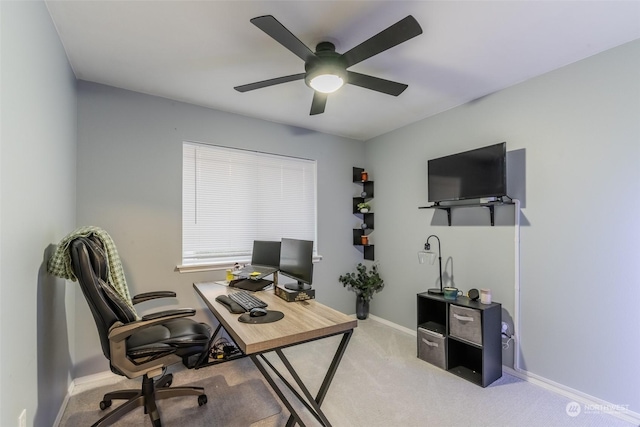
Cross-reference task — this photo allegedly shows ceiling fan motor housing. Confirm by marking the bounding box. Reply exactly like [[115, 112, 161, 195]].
[[304, 42, 348, 88]]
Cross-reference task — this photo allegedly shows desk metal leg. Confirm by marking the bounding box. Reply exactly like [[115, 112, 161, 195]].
[[257, 352, 328, 426], [314, 330, 353, 408], [250, 354, 308, 427], [251, 330, 353, 427]]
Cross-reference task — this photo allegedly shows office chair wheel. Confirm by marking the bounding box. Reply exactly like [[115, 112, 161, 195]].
[[198, 394, 208, 406], [99, 400, 112, 410]]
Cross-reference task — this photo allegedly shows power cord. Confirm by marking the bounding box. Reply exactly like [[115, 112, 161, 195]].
[[210, 337, 241, 360], [501, 322, 514, 349], [502, 332, 514, 350]]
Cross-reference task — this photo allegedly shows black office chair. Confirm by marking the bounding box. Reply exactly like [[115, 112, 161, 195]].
[[69, 235, 212, 427]]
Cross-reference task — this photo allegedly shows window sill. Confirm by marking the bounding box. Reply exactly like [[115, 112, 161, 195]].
[[176, 254, 323, 274], [175, 263, 230, 273]]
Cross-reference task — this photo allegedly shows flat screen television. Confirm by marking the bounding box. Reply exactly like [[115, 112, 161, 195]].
[[428, 142, 507, 203], [279, 238, 314, 291]]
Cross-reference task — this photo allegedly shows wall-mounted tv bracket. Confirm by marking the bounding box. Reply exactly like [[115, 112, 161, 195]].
[[419, 197, 514, 226]]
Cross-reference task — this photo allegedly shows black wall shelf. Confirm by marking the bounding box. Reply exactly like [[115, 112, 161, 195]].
[[419, 200, 515, 226], [353, 167, 374, 260]]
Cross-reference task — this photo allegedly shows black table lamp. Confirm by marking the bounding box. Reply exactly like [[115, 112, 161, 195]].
[[418, 234, 444, 295]]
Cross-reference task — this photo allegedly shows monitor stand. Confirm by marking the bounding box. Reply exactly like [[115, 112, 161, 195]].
[[276, 282, 316, 302], [284, 282, 311, 291]]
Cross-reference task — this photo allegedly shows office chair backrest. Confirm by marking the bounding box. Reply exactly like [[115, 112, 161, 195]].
[[70, 236, 138, 361]]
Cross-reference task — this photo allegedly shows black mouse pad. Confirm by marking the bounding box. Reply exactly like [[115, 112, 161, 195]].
[[238, 310, 284, 324]]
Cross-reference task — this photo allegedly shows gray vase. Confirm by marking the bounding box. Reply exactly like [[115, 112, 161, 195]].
[[356, 294, 369, 320]]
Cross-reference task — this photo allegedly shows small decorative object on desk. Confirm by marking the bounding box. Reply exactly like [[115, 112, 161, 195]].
[[357, 202, 370, 213], [443, 287, 462, 301], [338, 263, 384, 320], [361, 170, 368, 181], [480, 288, 492, 304]]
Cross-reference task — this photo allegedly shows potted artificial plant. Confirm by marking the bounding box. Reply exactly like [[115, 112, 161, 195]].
[[338, 263, 384, 319], [357, 202, 371, 213]]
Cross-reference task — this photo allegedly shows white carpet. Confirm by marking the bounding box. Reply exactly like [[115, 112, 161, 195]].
[[60, 318, 635, 426]]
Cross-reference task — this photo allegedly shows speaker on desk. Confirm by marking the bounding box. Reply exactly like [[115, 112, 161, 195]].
[[468, 288, 479, 301]]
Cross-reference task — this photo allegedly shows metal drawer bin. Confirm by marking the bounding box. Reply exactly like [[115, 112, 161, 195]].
[[418, 328, 447, 369], [449, 305, 482, 346]]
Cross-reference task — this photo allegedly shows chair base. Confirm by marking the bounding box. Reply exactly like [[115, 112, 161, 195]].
[[92, 373, 207, 427]]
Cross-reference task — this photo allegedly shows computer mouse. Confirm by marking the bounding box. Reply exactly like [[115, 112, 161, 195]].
[[249, 307, 268, 317]]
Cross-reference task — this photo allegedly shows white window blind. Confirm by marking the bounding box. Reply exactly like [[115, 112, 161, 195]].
[[182, 142, 317, 266]]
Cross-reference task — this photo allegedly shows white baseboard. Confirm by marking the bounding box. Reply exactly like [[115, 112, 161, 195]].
[[70, 370, 122, 395], [52, 370, 121, 427], [368, 314, 416, 336], [502, 366, 640, 425], [52, 390, 70, 427]]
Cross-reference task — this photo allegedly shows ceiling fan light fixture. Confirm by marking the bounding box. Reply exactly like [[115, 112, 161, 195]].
[[309, 73, 344, 93], [305, 51, 347, 94]]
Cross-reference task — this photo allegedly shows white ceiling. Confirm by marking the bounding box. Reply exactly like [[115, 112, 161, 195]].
[[45, 1, 640, 141]]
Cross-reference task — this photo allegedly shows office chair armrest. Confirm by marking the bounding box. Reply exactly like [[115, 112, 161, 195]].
[[108, 309, 196, 343], [141, 308, 196, 322], [132, 291, 177, 305]]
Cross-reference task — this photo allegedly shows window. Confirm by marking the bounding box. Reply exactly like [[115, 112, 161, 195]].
[[182, 142, 317, 268]]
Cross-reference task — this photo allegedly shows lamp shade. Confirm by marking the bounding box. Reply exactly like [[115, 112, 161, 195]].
[[417, 251, 436, 265], [419, 235, 444, 295]]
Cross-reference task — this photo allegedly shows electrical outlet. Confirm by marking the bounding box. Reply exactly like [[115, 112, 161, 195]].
[[18, 409, 26, 427]]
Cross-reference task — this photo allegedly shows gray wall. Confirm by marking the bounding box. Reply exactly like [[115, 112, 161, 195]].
[[74, 81, 365, 377], [366, 40, 640, 412], [0, 1, 77, 426]]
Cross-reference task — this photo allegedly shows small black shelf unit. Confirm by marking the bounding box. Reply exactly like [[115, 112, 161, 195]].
[[352, 167, 374, 260], [419, 199, 514, 226], [417, 292, 502, 387]]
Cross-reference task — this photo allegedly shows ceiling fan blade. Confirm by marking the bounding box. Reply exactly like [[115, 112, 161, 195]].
[[310, 92, 327, 115], [341, 15, 423, 68], [347, 71, 408, 96], [234, 73, 305, 92], [250, 15, 315, 62]]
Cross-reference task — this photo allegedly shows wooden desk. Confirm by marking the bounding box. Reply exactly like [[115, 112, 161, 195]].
[[193, 282, 357, 427]]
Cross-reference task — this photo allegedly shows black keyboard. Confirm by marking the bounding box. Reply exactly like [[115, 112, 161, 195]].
[[228, 291, 268, 312]]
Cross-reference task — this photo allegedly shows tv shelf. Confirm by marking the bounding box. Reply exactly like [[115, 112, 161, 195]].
[[419, 200, 514, 226], [353, 167, 374, 260]]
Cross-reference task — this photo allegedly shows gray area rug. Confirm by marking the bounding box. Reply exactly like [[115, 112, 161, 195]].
[[59, 372, 281, 426]]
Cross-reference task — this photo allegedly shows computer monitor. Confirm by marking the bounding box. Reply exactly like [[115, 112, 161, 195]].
[[279, 238, 314, 291], [251, 240, 281, 268]]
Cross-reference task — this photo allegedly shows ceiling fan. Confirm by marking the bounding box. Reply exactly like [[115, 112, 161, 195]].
[[234, 15, 423, 115]]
